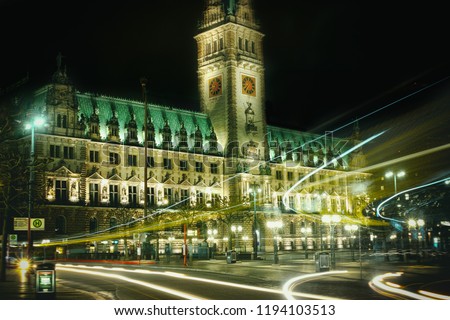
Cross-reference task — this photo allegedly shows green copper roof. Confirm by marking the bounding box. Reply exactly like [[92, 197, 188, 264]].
[[266, 125, 352, 167], [77, 93, 211, 145]]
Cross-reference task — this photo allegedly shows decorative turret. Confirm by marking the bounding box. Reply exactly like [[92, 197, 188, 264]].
[[208, 126, 218, 154], [349, 121, 366, 170], [107, 111, 120, 143], [126, 110, 138, 145], [194, 125, 203, 153], [45, 52, 81, 137], [89, 107, 100, 141], [143, 117, 155, 148], [178, 121, 189, 151], [161, 119, 172, 149]]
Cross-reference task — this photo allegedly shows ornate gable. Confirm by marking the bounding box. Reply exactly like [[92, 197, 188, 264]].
[[87, 172, 104, 180]]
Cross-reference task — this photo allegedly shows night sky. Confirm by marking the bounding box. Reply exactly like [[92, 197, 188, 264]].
[[1, 1, 449, 134]]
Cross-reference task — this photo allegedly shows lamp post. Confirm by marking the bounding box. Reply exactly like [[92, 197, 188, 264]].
[[267, 220, 282, 264], [25, 115, 45, 260], [249, 183, 261, 260], [408, 218, 425, 253], [300, 226, 311, 259], [207, 229, 217, 258], [321, 214, 342, 269], [344, 224, 359, 261], [242, 236, 249, 252], [385, 170, 405, 194], [231, 225, 242, 251]]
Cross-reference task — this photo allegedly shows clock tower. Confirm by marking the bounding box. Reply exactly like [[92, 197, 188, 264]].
[[195, 0, 267, 161]]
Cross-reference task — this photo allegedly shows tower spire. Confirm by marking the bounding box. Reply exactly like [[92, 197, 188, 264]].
[[200, 0, 258, 30]]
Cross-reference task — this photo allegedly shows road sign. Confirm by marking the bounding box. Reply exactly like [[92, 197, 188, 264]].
[[9, 234, 18, 245], [13, 218, 45, 231]]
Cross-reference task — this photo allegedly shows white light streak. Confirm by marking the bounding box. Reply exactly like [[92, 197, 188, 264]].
[[282, 270, 348, 300], [369, 272, 434, 300]]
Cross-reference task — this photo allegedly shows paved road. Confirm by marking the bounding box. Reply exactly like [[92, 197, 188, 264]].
[[1, 254, 448, 300]]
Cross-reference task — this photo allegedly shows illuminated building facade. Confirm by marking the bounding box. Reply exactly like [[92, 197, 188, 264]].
[[1, 0, 370, 259]]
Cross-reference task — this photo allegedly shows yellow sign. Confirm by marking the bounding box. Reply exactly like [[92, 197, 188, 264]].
[[14, 218, 45, 231]]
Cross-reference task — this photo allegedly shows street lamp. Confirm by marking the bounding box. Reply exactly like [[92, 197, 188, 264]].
[[267, 220, 282, 264], [231, 225, 242, 251], [242, 236, 249, 252], [25, 115, 45, 259], [300, 226, 312, 259], [321, 214, 342, 269], [385, 170, 405, 194], [344, 224, 359, 261], [249, 183, 262, 260], [408, 218, 425, 252]]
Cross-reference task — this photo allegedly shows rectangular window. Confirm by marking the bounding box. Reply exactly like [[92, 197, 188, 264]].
[[55, 180, 67, 201], [128, 154, 137, 166], [196, 190, 204, 205], [57, 114, 67, 128], [180, 189, 189, 204], [89, 150, 99, 163], [63, 146, 74, 159], [147, 187, 156, 206], [245, 39, 249, 51], [147, 156, 155, 168], [109, 184, 119, 206], [195, 161, 203, 173], [238, 37, 243, 50], [276, 170, 283, 180], [210, 163, 218, 174], [251, 41, 256, 54], [128, 185, 137, 206], [109, 152, 120, 165], [289, 196, 295, 210], [164, 188, 173, 204], [50, 145, 60, 158], [89, 183, 99, 205], [277, 195, 283, 208], [180, 160, 188, 171], [287, 171, 294, 181], [163, 158, 172, 170], [211, 193, 220, 207], [219, 38, 224, 50]]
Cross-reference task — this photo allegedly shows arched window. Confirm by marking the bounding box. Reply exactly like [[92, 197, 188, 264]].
[[109, 217, 117, 232], [55, 215, 66, 234], [89, 217, 98, 233]]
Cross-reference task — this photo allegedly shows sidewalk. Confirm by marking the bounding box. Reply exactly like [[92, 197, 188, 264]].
[[0, 267, 97, 300]]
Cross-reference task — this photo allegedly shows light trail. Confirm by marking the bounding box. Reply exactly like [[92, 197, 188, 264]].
[[282, 270, 348, 300], [56, 264, 338, 300], [369, 272, 435, 300], [283, 131, 386, 212], [418, 290, 450, 300], [56, 265, 204, 300], [375, 177, 450, 224]]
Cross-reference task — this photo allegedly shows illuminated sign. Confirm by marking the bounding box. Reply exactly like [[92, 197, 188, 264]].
[[36, 269, 55, 293], [13, 218, 45, 231]]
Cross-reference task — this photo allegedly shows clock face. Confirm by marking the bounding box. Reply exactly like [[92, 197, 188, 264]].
[[242, 75, 256, 96], [208, 76, 222, 97]]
